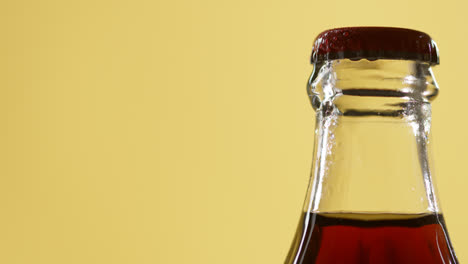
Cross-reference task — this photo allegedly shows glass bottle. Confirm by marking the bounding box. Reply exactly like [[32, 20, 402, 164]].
[[285, 27, 458, 264]]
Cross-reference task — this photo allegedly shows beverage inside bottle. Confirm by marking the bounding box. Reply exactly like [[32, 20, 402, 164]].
[[285, 27, 458, 264]]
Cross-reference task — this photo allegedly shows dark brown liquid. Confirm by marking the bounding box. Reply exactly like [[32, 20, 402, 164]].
[[286, 213, 458, 264]]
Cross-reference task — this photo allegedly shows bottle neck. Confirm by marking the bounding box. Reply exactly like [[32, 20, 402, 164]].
[[304, 59, 440, 214]]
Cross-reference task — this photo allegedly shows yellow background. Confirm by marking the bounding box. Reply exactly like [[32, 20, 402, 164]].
[[0, 0, 466, 263]]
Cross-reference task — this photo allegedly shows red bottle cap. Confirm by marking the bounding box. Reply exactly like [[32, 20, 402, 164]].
[[311, 27, 439, 65]]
